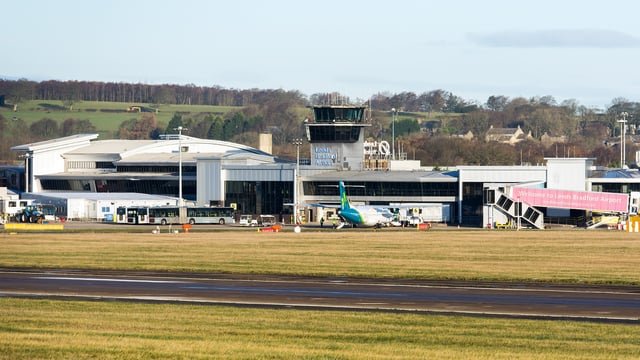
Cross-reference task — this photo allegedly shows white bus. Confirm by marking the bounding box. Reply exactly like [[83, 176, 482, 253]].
[[118, 206, 236, 225], [185, 206, 235, 225], [116, 206, 150, 224], [148, 206, 181, 225]]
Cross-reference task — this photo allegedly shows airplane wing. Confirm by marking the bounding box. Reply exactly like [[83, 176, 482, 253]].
[[375, 209, 395, 218], [284, 202, 340, 208], [299, 203, 341, 208]]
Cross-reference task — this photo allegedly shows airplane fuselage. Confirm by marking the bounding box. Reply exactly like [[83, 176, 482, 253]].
[[333, 181, 394, 228], [339, 206, 392, 227]]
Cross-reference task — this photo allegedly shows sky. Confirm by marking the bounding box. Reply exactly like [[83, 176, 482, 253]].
[[4, 0, 640, 109]]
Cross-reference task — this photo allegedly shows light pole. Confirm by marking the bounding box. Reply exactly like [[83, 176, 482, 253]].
[[618, 112, 628, 169], [25, 155, 28, 193], [292, 138, 303, 225], [391, 108, 397, 160], [174, 126, 188, 207], [22, 153, 31, 193]]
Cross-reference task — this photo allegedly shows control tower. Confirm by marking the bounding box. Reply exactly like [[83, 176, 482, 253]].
[[305, 104, 371, 170]]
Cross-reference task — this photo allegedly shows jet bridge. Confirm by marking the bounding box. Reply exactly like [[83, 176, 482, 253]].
[[487, 187, 629, 230], [511, 187, 629, 217], [488, 188, 545, 229]]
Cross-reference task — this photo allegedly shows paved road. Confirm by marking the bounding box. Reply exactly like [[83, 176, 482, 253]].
[[1, 269, 639, 322]]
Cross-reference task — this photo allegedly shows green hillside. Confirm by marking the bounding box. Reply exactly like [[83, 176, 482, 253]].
[[1, 100, 239, 139]]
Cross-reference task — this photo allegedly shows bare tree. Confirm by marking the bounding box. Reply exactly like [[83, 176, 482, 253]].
[[486, 95, 509, 112]]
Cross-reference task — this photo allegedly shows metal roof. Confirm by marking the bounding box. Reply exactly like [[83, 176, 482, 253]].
[[37, 172, 184, 180], [65, 139, 155, 154], [17, 135, 278, 162], [24, 192, 175, 201], [11, 133, 99, 152], [592, 169, 640, 179], [300, 170, 458, 183], [115, 152, 208, 164]]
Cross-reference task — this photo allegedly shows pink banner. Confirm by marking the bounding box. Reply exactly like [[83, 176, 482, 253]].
[[511, 188, 629, 213]]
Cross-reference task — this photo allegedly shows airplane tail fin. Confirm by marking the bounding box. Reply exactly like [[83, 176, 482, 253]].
[[339, 181, 351, 210]]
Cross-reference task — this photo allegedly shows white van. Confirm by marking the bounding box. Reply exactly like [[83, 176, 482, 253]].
[[239, 215, 259, 226], [258, 215, 276, 227]]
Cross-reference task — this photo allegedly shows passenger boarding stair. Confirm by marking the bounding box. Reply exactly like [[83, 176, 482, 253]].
[[492, 189, 545, 229]]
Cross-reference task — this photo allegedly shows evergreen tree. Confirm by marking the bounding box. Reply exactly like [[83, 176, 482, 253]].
[[165, 113, 184, 134], [206, 115, 224, 140]]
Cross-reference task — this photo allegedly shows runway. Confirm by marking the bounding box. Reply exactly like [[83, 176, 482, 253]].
[[1, 269, 639, 323]]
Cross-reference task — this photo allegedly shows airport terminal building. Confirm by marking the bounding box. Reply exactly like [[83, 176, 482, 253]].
[[9, 133, 295, 218], [6, 104, 639, 227]]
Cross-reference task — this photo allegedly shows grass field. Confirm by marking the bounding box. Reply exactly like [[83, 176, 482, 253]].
[[2, 298, 639, 359], [1, 229, 639, 285], [1, 100, 448, 140], [0, 100, 238, 138], [2, 229, 639, 359]]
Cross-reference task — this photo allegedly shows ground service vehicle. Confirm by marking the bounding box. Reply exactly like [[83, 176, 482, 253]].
[[257, 214, 276, 227], [16, 205, 46, 223], [239, 214, 258, 226]]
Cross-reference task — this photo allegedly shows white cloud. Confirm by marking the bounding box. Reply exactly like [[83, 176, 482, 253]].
[[467, 29, 640, 48]]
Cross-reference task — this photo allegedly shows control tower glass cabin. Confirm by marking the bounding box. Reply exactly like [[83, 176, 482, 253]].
[[305, 105, 370, 170]]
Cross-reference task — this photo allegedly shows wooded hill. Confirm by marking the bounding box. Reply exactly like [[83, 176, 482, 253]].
[[1, 79, 639, 168]]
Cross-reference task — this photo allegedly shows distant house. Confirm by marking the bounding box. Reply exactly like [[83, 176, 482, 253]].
[[540, 132, 567, 146], [485, 125, 532, 145], [450, 130, 474, 140]]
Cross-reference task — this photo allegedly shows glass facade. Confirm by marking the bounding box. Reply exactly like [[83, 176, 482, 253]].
[[307, 125, 363, 143], [591, 182, 640, 193], [225, 181, 293, 216], [303, 181, 457, 198], [461, 182, 484, 226], [313, 106, 365, 123], [40, 178, 293, 216], [116, 165, 197, 173], [40, 178, 197, 200]]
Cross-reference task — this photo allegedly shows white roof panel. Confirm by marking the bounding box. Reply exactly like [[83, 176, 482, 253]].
[[30, 192, 175, 201]]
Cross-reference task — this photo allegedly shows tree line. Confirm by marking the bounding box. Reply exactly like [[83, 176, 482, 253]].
[[0, 79, 307, 108], [2, 79, 640, 167]]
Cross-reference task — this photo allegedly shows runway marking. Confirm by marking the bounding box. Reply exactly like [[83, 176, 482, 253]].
[[183, 285, 406, 297], [28, 275, 640, 298], [334, 282, 640, 297], [9, 270, 636, 297], [358, 302, 388, 305], [36, 277, 187, 284], [2, 292, 638, 322], [178, 277, 640, 297]]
